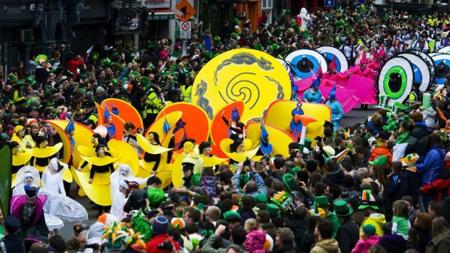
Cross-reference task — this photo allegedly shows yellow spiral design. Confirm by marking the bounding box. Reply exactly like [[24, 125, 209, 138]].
[[192, 49, 291, 122]]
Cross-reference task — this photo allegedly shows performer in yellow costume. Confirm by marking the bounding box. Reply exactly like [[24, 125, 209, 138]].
[[30, 136, 63, 173]]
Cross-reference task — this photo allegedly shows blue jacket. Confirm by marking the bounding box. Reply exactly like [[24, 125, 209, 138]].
[[326, 100, 344, 122], [416, 146, 445, 185], [232, 171, 267, 197], [303, 89, 323, 103]]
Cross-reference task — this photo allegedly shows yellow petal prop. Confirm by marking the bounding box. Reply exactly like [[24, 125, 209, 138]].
[[45, 120, 72, 164], [12, 150, 32, 166], [136, 134, 172, 155], [246, 122, 294, 157], [145, 111, 182, 140], [200, 154, 227, 167], [192, 48, 291, 123], [156, 168, 173, 189], [219, 138, 259, 163], [80, 155, 120, 167], [138, 126, 175, 178], [47, 120, 94, 169], [264, 100, 331, 142], [108, 140, 139, 175], [101, 98, 144, 130], [73, 168, 112, 206], [32, 143, 63, 158]]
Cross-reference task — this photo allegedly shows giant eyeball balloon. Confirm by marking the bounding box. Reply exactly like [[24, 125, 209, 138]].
[[378, 56, 414, 106], [316, 46, 348, 72], [399, 53, 431, 92], [431, 53, 450, 85], [285, 49, 327, 79], [437, 46, 450, 54]]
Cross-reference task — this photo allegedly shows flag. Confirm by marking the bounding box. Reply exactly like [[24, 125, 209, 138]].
[[65, 115, 76, 147], [0, 144, 12, 216]]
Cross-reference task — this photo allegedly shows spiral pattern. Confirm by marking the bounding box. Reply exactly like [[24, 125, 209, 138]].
[[219, 72, 260, 110], [192, 49, 291, 122]]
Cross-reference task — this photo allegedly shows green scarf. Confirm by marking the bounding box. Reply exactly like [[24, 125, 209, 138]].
[[396, 132, 410, 145]]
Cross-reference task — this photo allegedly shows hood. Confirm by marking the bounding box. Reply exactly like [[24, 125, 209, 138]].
[[315, 239, 340, 253], [300, 8, 308, 16], [368, 213, 386, 226]]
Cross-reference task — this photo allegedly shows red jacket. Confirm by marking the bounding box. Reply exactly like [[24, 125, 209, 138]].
[[146, 234, 180, 253], [66, 57, 84, 78]]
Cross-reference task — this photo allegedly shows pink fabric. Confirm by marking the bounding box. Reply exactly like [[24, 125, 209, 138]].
[[244, 230, 266, 253], [295, 58, 379, 112], [351, 236, 381, 253], [10, 195, 47, 225]]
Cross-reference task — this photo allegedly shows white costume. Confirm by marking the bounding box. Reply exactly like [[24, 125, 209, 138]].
[[297, 8, 312, 31], [109, 164, 146, 219], [42, 158, 67, 195], [13, 164, 88, 223]]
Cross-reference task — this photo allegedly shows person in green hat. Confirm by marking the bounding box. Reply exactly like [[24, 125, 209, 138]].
[[313, 195, 340, 239], [358, 189, 386, 238], [334, 199, 359, 253]]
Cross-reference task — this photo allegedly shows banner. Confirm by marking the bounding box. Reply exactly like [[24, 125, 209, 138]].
[[141, 0, 171, 9], [0, 144, 12, 216]]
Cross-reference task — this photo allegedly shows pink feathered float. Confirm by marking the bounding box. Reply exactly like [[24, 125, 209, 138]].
[[296, 51, 380, 112]]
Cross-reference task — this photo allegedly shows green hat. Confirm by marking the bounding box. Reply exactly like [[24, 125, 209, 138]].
[[362, 224, 376, 236], [34, 54, 48, 63], [101, 57, 112, 67], [333, 199, 353, 217], [130, 71, 141, 78], [190, 173, 201, 187], [315, 195, 329, 209], [421, 92, 432, 109], [111, 78, 118, 86], [304, 138, 312, 151], [374, 95, 393, 111], [8, 73, 18, 83], [282, 173, 299, 192], [147, 187, 166, 208], [369, 155, 388, 167], [254, 193, 268, 203], [267, 203, 280, 217], [24, 76, 36, 86], [358, 189, 379, 210], [223, 210, 241, 221]]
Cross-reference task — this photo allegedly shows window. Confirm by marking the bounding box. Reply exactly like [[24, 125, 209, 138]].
[[262, 0, 273, 9]]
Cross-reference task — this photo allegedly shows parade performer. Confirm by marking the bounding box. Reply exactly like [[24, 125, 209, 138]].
[[30, 136, 63, 173], [10, 125, 27, 151], [79, 144, 116, 184], [290, 102, 304, 140], [10, 141, 32, 178], [222, 107, 246, 145], [302, 76, 323, 103], [326, 85, 344, 131], [42, 158, 68, 195]]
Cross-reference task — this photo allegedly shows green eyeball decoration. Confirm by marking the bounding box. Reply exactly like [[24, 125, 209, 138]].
[[378, 56, 413, 106], [399, 53, 432, 92]]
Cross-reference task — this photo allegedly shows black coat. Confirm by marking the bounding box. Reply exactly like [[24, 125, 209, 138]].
[[336, 219, 359, 253], [405, 123, 429, 156], [378, 233, 407, 253], [1, 234, 25, 253], [123, 188, 147, 213], [286, 217, 313, 253]]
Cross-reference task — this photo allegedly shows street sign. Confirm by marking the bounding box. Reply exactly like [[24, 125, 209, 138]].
[[179, 21, 191, 40], [176, 0, 196, 21], [324, 0, 335, 8]]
